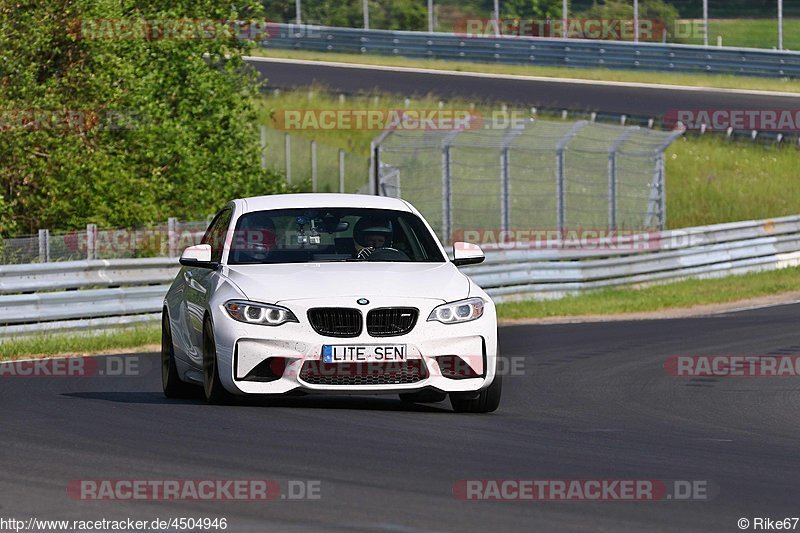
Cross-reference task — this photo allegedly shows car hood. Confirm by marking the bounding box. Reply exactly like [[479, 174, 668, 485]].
[[223, 262, 470, 303]]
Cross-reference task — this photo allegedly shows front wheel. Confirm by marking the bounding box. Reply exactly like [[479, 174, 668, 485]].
[[162, 312, 196, 398], [203, 318, 235, 405], [450, 375, 502, 413]]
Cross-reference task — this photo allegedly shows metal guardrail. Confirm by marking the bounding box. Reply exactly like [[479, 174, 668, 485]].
[[1, 215, 799, 338], [0, 258, 179, 338], [263, 24, 800, 78]]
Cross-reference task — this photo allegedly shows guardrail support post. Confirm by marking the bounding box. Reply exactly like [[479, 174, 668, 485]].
[[168, 218, 178, 258], [38, 229, 50, 263], [86, 224, 97, 261]]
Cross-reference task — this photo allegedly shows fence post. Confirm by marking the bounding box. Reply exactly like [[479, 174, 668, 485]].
[[260, 125, 267, 170], [555, 121, 588, 233], [658, 155, 667, 230], [607, 151, 617, 232], [555, 149, 566, 233], [338, 149, 345, 193], [371, 129, 395, 197], [442, 143, 451, 245], [86, 223, 97, 260], [168, 217, 178, 258], [644, 165, 662, 230], [367, 141, 378, 196], [608, 127, 638, 231], [500, 150, 510, 234], [284, 133, 292, 184], [38, 229, 50, 263], [311, 141, 317, 192], [440, 130, 462, 246], [500, 123, 527, 235], [650, 128, 684, 230]]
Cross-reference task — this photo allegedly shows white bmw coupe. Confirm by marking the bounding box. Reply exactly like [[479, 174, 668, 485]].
[[162, 193, 501, 413]]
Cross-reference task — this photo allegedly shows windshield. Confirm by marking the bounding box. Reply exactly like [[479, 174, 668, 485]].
[[227, 207, 446, 265]]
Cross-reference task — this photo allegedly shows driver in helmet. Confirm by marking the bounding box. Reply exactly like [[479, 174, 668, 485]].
[[353, 216, 393, 260]]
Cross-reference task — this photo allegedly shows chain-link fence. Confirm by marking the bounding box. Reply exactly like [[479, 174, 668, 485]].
[[0, 219, 209, 265], [375, 119, 683, 245], [0, 120, 681, 263], [261, 126, 371, 193]]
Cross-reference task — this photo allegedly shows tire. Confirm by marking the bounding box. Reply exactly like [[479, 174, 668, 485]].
[[399, 390, 447, 404], [162, 311, 196, 398], [450, 375, 502, 413], [202, 317, 235, 405]]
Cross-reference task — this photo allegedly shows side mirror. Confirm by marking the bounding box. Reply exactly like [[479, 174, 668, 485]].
[[179, 244, 218, 269], [452, 242, 485, 267]]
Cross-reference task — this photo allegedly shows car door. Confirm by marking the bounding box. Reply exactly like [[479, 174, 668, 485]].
[[184, 207, 232, 362]]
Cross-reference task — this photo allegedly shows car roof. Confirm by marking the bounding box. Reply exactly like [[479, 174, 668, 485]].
[[239, 193, 412, 214]]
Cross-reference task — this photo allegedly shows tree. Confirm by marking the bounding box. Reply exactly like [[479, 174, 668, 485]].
[[0, 0, 286, 235], [501, 0, 566, 19]]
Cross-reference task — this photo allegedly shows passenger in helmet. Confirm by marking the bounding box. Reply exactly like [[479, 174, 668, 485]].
[[353, 216, 393, 260]]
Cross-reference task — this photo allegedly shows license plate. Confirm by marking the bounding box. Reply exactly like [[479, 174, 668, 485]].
[[322, 344, 407, 363]]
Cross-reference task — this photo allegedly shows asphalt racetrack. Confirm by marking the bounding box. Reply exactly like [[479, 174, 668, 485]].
[[247, 57, 800, 118], [2, 302, 800, 531]]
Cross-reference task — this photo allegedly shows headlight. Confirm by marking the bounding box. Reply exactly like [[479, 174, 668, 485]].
[[224, 300, 298, 326], [427, 297, 484, 324]]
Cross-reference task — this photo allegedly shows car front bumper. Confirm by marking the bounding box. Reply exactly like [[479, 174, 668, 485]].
[[210, 296, 498, 396]]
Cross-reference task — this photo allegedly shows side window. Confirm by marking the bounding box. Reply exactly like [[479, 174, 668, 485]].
[[201, 208, 233, 263]]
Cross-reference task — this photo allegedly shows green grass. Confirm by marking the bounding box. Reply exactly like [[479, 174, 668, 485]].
[[666, 136, 800, 228], [497, 266, 800, 320], [681, 18, 800, 50], [251, 48, 800, 94], [0, 325, 160, 360]]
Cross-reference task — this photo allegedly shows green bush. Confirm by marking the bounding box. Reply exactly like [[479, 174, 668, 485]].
[[0, 0, 287, 236], [578, 0, 679, 41], [500, 0, 567, 19], [262, 0, 426, 30]]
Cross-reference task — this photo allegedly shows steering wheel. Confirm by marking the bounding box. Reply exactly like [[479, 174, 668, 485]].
[[358, 247, 410, 262], [235, 242, 271, 263]]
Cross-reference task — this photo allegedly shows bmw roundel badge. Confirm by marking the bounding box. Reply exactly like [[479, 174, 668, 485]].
[[357, 298, 369, 305]]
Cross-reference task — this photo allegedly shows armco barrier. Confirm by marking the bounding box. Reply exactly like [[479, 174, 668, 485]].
[[263, 24, 800, 78], [1, 215, 799, 338]]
